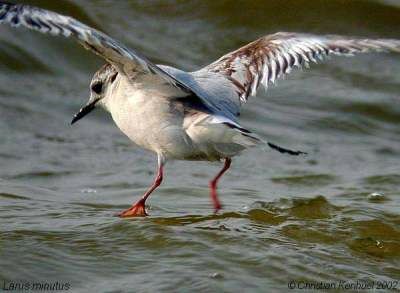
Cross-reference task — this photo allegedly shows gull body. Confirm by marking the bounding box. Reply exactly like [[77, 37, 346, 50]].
[[0, 2, 399, 216], [103, 66, 256, 162]]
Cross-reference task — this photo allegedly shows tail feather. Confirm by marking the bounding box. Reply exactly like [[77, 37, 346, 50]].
[[267, 142, 307, 156], [207, 114, 307, 156], [232, 131, 262, 147]]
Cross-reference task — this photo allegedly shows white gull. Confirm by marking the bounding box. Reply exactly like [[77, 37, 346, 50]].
[[0, 2, 399, 217]]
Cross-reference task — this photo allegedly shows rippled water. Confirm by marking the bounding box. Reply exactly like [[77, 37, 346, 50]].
[[1, 0, 400, 292]]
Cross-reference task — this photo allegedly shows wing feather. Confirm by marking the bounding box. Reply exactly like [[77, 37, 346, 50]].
[[0, 1, 190, 92], [201, 32, 400, 103]]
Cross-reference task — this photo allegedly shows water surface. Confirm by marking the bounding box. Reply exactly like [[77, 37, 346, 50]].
[[0, 0, 400, 292]]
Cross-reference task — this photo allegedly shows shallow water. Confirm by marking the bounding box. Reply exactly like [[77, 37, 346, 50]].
[[0, 0, 400, 292]]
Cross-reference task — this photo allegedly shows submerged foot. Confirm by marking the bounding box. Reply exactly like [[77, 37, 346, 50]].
[[213, 200, 222, 214], [118, 199, 148, 217]]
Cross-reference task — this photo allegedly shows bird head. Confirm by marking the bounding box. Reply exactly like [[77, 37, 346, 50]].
[[71, 63, 118, 124]]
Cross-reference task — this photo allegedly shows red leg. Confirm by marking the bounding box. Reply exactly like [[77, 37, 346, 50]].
[[209, 158, 231, 213], [119, 155, 165, 217]]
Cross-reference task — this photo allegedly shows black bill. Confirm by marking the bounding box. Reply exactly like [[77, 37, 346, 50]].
[[70, 98, 100, 125]]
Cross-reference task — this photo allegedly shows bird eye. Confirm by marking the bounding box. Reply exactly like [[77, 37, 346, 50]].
[[91, 82, 103, 94]]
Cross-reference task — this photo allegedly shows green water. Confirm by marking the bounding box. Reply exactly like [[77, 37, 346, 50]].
[[0, 0, 399, 292]]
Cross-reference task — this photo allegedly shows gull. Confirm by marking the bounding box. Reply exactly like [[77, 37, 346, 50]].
[[0, 2, 399, 217]]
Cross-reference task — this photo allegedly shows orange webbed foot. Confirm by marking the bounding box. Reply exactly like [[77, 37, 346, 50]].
[[118, 200, 148, 217]]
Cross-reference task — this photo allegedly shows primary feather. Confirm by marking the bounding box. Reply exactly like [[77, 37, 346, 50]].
[[199, 32, 400, 105]]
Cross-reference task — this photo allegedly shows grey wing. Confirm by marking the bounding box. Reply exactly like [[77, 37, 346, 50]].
[[0, 2, 206, 100], [0, 1, 237, 119], [197, 32, 400, 109], [159, 65, 242, 122]]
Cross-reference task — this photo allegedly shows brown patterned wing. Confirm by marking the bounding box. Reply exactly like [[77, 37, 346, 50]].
[[203, 32, 400, 103]]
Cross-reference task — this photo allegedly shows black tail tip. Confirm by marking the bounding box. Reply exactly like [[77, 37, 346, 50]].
[[267, 142, 307, 156]]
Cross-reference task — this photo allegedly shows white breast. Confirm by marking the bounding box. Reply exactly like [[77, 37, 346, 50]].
[[103, 75, 196, 159]]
